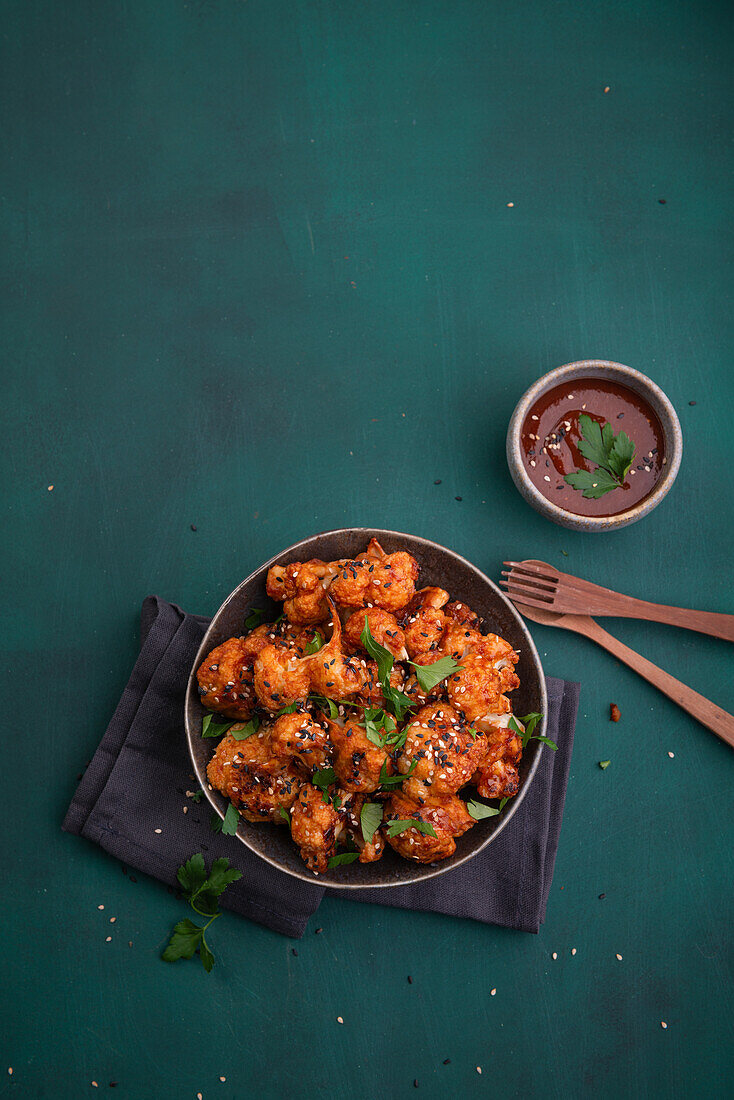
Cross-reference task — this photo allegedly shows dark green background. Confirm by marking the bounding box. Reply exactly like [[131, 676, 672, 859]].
[[2, 1, 733, 1096]]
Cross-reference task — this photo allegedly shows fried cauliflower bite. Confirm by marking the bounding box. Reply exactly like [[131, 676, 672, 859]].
[[329, 551, 419, 613], [396, 704, 487, 802], [253, 644, 311, 711], [196, 637, 256, 719], [356, 659, 408, 706], [446, 634, 520, 724], [326, 716, 395, 793], [439, 621, 485, 659], [383, 792, 475, 863], [401, 587, 449, 657], [206, 731, 303, 823], [473, 721, 523, 799], [343, 608, 407, 659], [289, 782, 346, 872], [444, 600, 481, 628], [266, 559, 338, 626], [304, 598, 367, 700], [268, 711, 332, 772], [338, 792, 386, 863]]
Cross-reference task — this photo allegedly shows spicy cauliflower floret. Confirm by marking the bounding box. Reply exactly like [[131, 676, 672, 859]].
[[444, 600, 481, 628], [196, 637, 256, 720], [304, 598, 367, 700], [383, 791, 475, 863], [439, 621, 485, 659], [338, 792, 386, 863], [397, 704, 487, 802], [329, 551, 419, 613], [472, 721, 523, 799], [445, 634, 519, 723], [253, 644, 310, 711], [266, 559, 337, 625], [401, 587, 449, 657], [289, 783, 345, 872], [206, 731, 303, 823], [326, 716, 394, 794], [343, 608, 407, 659], [356, 660, 408, 707], [269, 711, 332, 772], [402, 649, 451, 708]]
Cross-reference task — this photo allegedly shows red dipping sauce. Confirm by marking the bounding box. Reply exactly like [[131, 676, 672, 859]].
[[520, 378, 666, 517]]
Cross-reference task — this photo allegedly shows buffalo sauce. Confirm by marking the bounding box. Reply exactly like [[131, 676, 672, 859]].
[[521, 378, 666, 517]]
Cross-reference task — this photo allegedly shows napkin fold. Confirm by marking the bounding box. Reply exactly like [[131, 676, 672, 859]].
[[63, 596, 579, 938]]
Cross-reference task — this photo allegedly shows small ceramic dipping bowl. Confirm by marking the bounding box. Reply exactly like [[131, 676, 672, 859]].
[[506, 360, 683, 532]]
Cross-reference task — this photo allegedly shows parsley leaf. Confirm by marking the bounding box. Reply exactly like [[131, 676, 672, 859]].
[[191, 789, 204, 803], [386, 818, 437, 838], [363, 707, 397, 747], [509, 713, 557, 751], [408, 655, 463, 693], [312, 767, 341, 807], [209, 814, 222, 834], [244, 608, 268, 630], [361, 616, 394, 682], [563, 467, 620, 499], [276, 701, 301, 716], [309, 694, 339, 719], [498, 796, 509, 811], [327, 852, 361, 868], [162, 854, 242, 972], [382, 682, 414, 722], [304, 631, 324, 655], [565, 415, 637, 499], [230, 717, 260, 740], [221, 802, 240, 836], [360, 801, 383, 844], [599, 759, 611, 770], [376, 758, 417, 790], [278, 806, 291, 826], [466, 799, 501, 821], [201, 714, 236, 739]]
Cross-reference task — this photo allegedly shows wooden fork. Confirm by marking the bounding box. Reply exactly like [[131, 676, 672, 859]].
[[501, 560, 734, 643]]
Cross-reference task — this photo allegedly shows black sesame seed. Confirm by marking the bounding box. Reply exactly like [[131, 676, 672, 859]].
[[434, 479, 442, 485], [689, 400, 696, 406], [617, 413, 624, 419], [455, 496, 462, 501], [443, 1059, 451, 1065], [315, 927, 323, 934], [190, 524, 197, 531], [407, 975, 413, 984], [413, 1081, 419, 1088], [658, 198, 666, 204], [292, 948, 298, 956], [598, 892, 606, 899]]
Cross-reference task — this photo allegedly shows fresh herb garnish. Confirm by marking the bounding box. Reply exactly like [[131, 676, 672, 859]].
[[162, 853, 242, 973], [363, 706, 397, 747], [361, 618, 414, 722], [509, 712, 557, 751], [376, 758, 417, 790], [312, 767, 342, 808], [386, 818, 437, 838], [599, 760, 611, 770], [244, 608, 268, 630], [221, 801, 240, 835], [278, 806, 291, 825], [191, 789, 204, 804], [498, 796, 509, 811], [408, 655, 463, 693], [230, 716, 260, 740], [360, 801, 383, 844], [210, 813, 222, 834], [564, 414, 636, 499], [327, 852, 361, 868], [309, 694, 339, 719], [201, 714, 236, 739], [466, 799, 501, 821], [276, 701, 301, 716], [304, 631, 324, 655]]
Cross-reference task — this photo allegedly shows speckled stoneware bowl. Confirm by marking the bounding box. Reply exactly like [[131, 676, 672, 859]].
[[185, 528, 547, 890], [506, 360, 683, 532]]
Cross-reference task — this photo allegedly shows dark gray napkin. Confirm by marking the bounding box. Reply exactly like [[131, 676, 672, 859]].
[[63, 596, 579, 938]]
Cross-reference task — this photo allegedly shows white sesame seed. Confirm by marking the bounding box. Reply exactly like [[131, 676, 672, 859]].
[[616, 953, 623, 961], [154, 828, 162, 834], [567, 395, 574, 400], [668, 751, 675, 758], [571, 948, 577, 955], [490, 988, 496, 996], [530, 459, 536, 467], [48, 484, 54, 491], [477, 1066, 482, 1074], [105, 936, 112, 942], [98, 905, 104, 910], [531, 415, 539, 421], [183, 805, 188, 813], [92, 1083, 98, 1089], [552, 952, 557, 960], [109, 917, 116, 923], [661, 1021, 668, 1029], [544, 475, 551, 482], [337, 1016, 344, 1024], [663, 457, 667, 464], [220, 1077, 226, 1083], [506, 202, 514, 208], [630, 469, 636, 475], [8, 1068, 12, 1075]]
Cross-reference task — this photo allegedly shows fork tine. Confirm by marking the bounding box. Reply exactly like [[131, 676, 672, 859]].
[[500, 570, 558, 594], [502, 561, 560, 583], [499, 583, 557, 609]]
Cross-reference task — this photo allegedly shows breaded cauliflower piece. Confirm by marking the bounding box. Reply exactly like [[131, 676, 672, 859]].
[[343, 607, 407, 659], [196, 637, 256, 720], [338, 792, 386, 863], [383, 791, 475, 863], [444, 600, 481, 628], [326, 716, 395, 794], [439, 621, 485, 659], [269, 711, 332, 772], [289, 783, 345, 872], [266, 559, 337, 625], [206, 731, 303, 823], [401, 587, 449, 657], [396, 704, 487, 802], [445, 635, 520, 723], [253, 644, 311, 711], [304, 598, 367, 700], [329, 551, 419, 613], [472, 722, 523, 799]]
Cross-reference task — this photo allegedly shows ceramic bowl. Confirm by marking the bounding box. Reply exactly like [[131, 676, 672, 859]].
[[185, 528, 547, 890], [506, 360, 683, 532]]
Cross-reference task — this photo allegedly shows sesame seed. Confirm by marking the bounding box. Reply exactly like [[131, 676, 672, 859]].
[[506, 202, 514, 207], [220, 1077, 226, 1082], [92, 1083, 98, 1089], [544, 475, 551, 482], [337, 1016, 344, 1024], [668, 751, 675, 758], [48, 484, 54, 491], [105, 935, 112, 942], [571, 948, 577, 956], [490, 988, 496, 996], [109, 917, 116, 923], [477, 1067, 482, 1074], [154, 828, 162, 834], [98, 905, 104, 910], [552, 952, 557, 960], [661, 1021, 668, 1029], [8, 1068, 13, 1075], [616, 953, 623, 961]]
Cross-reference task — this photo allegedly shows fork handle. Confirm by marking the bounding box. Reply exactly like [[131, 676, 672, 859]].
[[581, 618, 734, 749], [586, 593, 734, 643]]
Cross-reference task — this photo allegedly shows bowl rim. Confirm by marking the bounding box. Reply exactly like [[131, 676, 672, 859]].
[[185, 527, 548, 890], [506, 360, 683, 530]]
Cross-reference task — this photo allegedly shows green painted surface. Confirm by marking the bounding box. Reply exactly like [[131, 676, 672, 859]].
[[2, 1, 733, 1096]]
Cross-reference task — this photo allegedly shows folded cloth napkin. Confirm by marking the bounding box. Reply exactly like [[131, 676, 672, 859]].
[[63, 597, 579, 938]]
